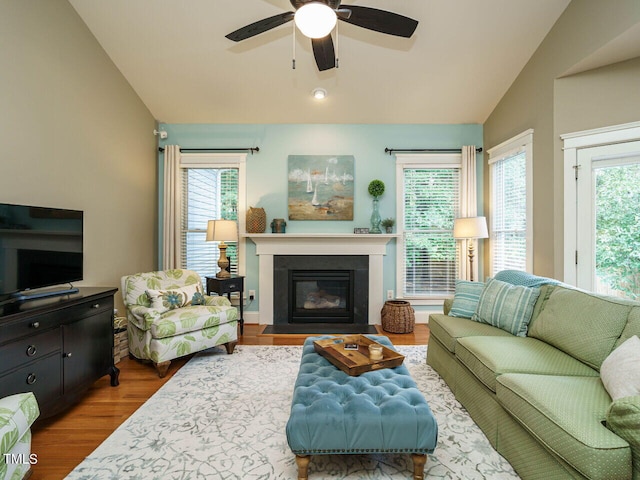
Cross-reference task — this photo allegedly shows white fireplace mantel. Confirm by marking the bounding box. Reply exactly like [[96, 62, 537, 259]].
[[244, 233, 398, 325]]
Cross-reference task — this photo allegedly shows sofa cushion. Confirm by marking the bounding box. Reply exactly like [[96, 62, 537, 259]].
[[528, 285, 633, 370], [428, 314, 512, 353], [606, 395, 640, 479], [449, 280, 484, 318], [600, 335, 640, 401], [456, 336, 598, 392], [497, 374, 632, 480], [150, 304, 238, 338], [472, 278, 540, 336]]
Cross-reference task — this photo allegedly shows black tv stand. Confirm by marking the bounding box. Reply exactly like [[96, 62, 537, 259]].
[[11, 287, 80, 302], [0, 287, 119, 421]]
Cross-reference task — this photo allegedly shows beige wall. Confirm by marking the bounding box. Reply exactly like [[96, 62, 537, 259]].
[[0, 0, 157, 312], [483, 0, 640, 279]]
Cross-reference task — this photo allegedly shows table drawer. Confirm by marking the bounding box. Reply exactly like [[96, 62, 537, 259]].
[[0, 297, 113, 344], [0, 327, 61, 376], [0, 352, 62, 407]]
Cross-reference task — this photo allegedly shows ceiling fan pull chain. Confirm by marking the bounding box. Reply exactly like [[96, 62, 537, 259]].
[[292, 21, 296, 69], [335, 20, 339, 68]]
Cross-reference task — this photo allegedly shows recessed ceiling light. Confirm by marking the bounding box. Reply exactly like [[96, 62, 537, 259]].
[[312, 88, 327, 100]]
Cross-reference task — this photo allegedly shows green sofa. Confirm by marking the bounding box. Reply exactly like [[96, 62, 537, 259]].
[[427, 272, 640, 480]]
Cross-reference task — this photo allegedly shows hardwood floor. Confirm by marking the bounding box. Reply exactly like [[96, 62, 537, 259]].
[[30, 324, 429, 479]]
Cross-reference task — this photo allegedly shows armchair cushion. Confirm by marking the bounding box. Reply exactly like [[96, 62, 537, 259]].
[[150, 303, 238, 339]]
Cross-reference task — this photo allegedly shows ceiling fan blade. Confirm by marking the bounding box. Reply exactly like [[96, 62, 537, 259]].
[[336, 8, 351, 20], [311, 35, 336, 71], [338, 5, 418, 38], [226, 12, 295, 42]]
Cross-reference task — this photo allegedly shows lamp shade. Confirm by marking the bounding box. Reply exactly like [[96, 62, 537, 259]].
[[206, 220, 238, 242], [294, 2, 337, 39], [453, 216, 488, 239]]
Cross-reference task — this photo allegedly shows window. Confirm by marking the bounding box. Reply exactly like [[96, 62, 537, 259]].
[[488, 130, 533, 276], [179, 154, 246, 283], [396, 155, 461, 302]]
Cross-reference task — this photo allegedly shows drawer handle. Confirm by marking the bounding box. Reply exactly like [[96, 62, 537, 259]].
[[26, 373, 37, 385], [92, 303, 100, 309], [63, 352, 73, 358], [26, 345, 37, 357], [30, 322, 40, 329]]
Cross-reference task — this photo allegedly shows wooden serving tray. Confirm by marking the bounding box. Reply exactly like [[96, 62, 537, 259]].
[[313, 335, 405, 376]]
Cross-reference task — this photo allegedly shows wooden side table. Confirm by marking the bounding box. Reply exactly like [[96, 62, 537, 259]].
[[206, 275, 244, 335]]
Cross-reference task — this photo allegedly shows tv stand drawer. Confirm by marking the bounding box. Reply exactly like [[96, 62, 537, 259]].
[[0, 327, 61, 376]]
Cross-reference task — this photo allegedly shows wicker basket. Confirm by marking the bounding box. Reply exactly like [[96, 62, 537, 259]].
[[113, 316, 129, 364], [246, 207, 267, 233], [381, 300, 415, 333]]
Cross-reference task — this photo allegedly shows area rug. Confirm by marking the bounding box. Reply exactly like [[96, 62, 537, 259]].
[[65, 345, 520, 479]]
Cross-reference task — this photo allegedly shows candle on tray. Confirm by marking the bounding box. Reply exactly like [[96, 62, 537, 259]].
[[368, 343, 383, 361]]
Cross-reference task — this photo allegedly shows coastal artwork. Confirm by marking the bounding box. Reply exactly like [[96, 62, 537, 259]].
[[288, 155, 354, 221]]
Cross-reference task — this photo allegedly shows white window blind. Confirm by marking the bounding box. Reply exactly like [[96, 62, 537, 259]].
[[181, 167, 239, 282], [402, 167, 460, 298], [490, 151, 527, 273]]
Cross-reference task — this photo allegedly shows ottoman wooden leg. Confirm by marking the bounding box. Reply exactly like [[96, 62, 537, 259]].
[[411, 453, 427, 480], [295, 454, 310, 480]]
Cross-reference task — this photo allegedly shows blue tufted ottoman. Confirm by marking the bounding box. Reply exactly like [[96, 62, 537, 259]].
[[286, 335, 438, 480]]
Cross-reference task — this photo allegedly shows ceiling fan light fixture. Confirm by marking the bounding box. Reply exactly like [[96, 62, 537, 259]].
[[312, 88, 327, 100], [294, 2, 337, 39]]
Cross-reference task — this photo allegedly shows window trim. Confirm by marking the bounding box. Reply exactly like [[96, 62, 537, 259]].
[[487, 129, 534, 276], [180, 153, 247, 276], [395, 153, 463, 305]]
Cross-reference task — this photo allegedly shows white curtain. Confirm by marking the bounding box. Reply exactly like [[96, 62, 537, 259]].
[[163, 145, 181, 270], [460, 145, 478, 281]]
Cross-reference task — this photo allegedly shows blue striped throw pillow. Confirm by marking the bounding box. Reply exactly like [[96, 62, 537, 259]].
[[449, 280, 485, 318], [472, 278, 541, 336]]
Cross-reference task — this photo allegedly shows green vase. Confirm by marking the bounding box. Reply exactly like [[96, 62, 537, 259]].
[[370, 197, 382, 233]]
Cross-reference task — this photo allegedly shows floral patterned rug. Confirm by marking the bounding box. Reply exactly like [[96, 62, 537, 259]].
[[65, 344, 519, 479]]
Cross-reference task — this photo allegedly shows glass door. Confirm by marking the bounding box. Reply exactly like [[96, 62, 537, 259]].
[[576, 141, 640, 300]]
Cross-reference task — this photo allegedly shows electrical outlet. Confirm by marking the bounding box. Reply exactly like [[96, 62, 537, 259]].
[[249, 290, 256, 301], [387, 290, 394, 300]]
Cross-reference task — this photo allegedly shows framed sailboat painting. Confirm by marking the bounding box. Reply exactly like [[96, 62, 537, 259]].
[[287, 155, 354, 221]]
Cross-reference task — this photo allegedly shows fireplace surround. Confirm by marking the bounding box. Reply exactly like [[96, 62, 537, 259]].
[[244, 233, 397, 325], [273, 255, 368, 325]]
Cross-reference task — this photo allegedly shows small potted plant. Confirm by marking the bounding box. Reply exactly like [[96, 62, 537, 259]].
[[381, 218, 395, 233], [368, 180, 385, 233]]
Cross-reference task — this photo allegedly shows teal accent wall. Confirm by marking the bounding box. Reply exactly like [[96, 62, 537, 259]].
[[158, 123, 483, 315]]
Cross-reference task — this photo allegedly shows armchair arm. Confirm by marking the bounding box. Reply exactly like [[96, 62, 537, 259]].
[[127, 304, 167, 331], [205, 295, 233, 307]]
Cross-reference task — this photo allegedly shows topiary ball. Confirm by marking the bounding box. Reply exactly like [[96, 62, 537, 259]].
[[368, 179, 385, 198]]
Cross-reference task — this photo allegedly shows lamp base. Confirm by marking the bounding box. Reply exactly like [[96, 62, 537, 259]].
[[217, 243, 231, 278]]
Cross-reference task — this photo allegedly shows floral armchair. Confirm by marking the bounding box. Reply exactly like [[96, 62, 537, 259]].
[[121, 269, 238, 377]]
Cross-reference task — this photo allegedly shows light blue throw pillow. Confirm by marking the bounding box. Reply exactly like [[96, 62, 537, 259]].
[[472, 278, 541, 336], [449, 280, 485, 318]]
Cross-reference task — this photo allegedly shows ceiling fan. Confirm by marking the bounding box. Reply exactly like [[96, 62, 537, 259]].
[[225, 0, 419, 71]]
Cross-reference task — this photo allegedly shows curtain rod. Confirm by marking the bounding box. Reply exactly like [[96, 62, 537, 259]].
[[158, 147, 260, 154], [385, 147, 483, 155]]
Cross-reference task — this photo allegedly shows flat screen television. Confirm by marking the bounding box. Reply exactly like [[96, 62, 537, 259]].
[[0, 203, 83, 301]]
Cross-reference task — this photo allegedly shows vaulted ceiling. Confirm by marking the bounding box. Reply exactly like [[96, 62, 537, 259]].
[[69, 0, 571, 124]]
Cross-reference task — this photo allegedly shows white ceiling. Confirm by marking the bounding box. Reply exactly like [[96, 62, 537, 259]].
[[69, 0, 571, 124]]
